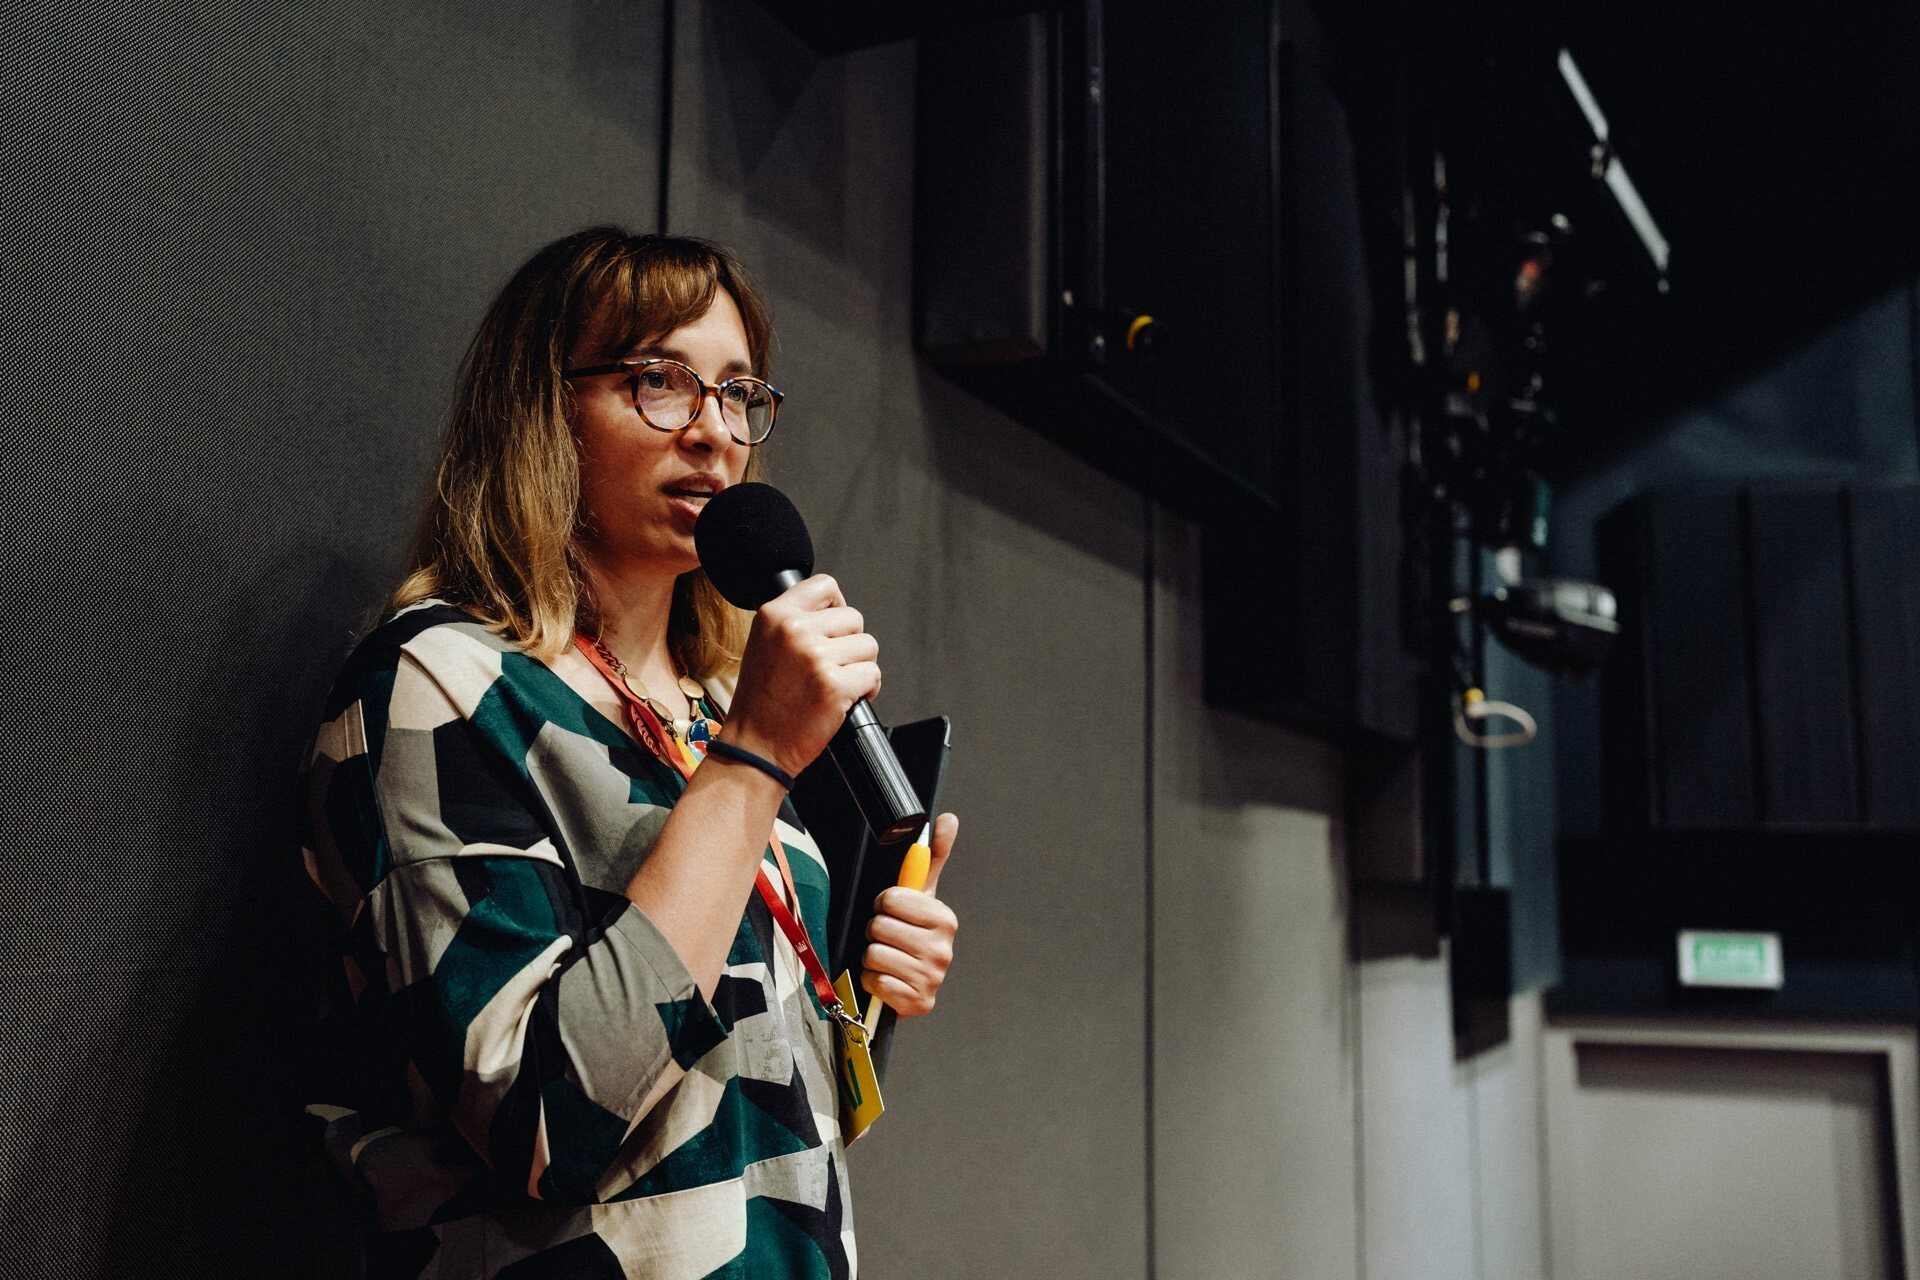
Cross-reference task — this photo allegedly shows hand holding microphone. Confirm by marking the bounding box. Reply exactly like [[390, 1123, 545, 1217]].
[[696, 483, 928, 844], [724, 572, 880, 780]]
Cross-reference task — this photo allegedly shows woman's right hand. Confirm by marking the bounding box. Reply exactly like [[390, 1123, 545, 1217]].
[[720, 574, 882, 778]]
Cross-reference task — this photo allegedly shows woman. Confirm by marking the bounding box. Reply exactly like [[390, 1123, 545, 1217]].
[[301, 227, 959, 1278]]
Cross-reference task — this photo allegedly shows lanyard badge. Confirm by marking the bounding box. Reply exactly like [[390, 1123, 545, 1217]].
[[756, 843, 886, 1143]]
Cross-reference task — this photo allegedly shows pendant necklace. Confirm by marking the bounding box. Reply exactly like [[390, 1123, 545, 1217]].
[[591, 637, 713, 747]]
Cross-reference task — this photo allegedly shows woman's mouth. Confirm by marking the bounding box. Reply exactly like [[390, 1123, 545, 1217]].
[[664, 479, 723, 525]]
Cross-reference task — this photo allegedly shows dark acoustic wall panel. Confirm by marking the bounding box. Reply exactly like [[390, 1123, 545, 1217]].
[[1850, 485, 1920, 826], [1745, 486, 1860, 825], [1599, 481, 1920, 837], [1594, 502, 1654, 834], [1644, 490, 1759, 827], [0, 4, 663, 1276]]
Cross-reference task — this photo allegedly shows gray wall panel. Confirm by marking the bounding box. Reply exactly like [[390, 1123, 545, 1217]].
[[1358, 955, 1479, 1280], [1470, 995, 1551, 1280], [1151, 513, 1360, 1280], [668, 5, 1151, 1273], [0, 3, 664, 1275]]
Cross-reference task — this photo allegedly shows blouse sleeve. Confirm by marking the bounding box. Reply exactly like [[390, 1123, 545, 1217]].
[[304, 627, 728, 1204]]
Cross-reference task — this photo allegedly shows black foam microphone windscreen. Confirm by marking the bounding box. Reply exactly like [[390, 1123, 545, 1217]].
[[695, 482, 815, 609]]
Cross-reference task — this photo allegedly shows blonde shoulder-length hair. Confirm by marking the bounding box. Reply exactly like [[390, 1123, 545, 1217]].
[[389, 227, 772, 674]]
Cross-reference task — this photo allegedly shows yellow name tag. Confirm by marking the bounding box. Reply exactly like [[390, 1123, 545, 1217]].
[[832, 971, 885, 1144]]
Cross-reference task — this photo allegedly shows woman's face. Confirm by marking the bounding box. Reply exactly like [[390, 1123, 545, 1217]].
[[570, 288, 756, 584]]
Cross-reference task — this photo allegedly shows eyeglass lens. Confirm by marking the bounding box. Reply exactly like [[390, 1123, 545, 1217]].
[[634, 362, 776, 442]]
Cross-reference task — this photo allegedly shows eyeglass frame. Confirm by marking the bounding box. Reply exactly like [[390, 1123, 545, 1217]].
[[561, 356, 784, 446]]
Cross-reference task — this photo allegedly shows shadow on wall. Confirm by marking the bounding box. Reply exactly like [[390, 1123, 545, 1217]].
[[1156, 506, 1353, 929], [90, 549, 387, 1278], [696, 0, 851, 264], [1191, 701, 1345, 818], [913, 360, 1151, 581]]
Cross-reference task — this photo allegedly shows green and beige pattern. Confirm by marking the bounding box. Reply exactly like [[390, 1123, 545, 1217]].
[[302, 602, 854, 1278]]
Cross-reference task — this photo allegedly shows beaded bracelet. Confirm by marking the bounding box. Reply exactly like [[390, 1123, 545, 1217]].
[[704, 739, 795, 791]]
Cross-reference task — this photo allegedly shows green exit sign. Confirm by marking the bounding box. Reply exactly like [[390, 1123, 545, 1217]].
[[1678, 930, 1784, 989]]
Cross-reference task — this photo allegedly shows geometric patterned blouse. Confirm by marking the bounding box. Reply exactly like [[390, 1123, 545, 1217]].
[[300, 601, 856, 1278]]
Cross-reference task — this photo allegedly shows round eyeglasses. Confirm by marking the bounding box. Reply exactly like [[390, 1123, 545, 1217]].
[[563, 357, 783, 445]]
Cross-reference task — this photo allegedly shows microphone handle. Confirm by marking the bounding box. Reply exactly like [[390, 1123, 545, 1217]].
[[768, 570, 928, 845], [832, 706, 927, 845]]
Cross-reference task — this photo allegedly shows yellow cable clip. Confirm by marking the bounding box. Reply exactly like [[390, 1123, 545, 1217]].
[[1125, 313, 1156, 350]]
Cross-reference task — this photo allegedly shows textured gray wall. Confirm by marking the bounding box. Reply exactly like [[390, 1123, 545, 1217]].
[[0, 2, 1546, 1276], [0, 2, 669, 1274], [664, 7, 1153, 1270]]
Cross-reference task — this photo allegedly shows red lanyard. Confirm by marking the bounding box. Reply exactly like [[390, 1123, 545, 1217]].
[[572, 636, 852, 1021], [574, 636, 684, 766], [758, 838, 848, 1018]]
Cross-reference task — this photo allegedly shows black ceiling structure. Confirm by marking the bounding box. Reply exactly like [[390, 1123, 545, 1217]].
[[1319, 0, 1920, 479]]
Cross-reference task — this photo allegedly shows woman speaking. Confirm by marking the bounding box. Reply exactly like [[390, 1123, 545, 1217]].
[[301, 227, 959, 1278]]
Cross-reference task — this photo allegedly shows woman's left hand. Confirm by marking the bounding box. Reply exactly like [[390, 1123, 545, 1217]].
[[861, 812, 960, 1018]]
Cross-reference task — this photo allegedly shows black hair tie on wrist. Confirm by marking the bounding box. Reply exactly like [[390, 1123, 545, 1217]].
[[704, 739, 795, 791]]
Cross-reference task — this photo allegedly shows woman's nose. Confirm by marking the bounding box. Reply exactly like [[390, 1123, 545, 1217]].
[[681, 388, 734, 450]]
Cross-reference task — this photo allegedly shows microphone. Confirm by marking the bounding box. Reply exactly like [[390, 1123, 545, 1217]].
[[696, 482, 927, 845]]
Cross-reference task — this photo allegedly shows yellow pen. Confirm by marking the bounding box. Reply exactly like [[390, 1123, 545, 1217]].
[[865, 823, 932, 1030]]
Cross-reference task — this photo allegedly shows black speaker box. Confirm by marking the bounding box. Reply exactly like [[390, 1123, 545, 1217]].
[[915, 1, 1417, 741]]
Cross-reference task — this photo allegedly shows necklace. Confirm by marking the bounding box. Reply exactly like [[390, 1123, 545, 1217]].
[[590, 637, 711, 743]]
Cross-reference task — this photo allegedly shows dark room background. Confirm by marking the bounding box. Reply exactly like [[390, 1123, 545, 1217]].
[[6, 2, 1919, 1278]]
